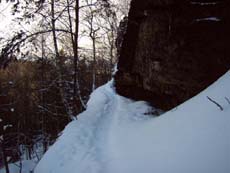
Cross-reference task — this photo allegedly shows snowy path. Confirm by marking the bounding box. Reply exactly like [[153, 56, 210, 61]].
[[81, 82, 118, 173], [34, 81, 119, 173], [35, 72, 230, 173]]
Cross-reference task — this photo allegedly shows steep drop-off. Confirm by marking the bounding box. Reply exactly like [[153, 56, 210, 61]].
[[115, 0, 230, 110]]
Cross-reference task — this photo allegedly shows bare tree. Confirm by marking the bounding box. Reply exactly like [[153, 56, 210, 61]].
[[66, 0, 86, 110], [51, 0, 76, 120]]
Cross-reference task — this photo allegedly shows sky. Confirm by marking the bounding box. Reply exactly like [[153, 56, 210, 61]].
[[0, 0, 131, 59], [0, 1, 103, 54], [0, 2, 16, 39]]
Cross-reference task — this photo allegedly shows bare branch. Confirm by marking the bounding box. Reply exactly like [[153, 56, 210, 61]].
[[1, 29, 71, 57], [207, 96, 223, 111], [225, 97, 230, 105]]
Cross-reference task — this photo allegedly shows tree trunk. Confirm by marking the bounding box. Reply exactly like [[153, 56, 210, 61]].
[[73, 0, 79, 107], [92, 37, 96, 91], [67, 0, 86, 111], [0, 142, 10, 173], [51, 0, 75, 120], [51, 0, 60, 61]]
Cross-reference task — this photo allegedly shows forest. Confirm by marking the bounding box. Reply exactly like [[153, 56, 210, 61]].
[[0, 0, 129, 172]]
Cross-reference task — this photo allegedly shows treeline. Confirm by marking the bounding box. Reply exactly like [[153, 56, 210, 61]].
[[0, 55, 111, 169], [0, 0, 130, 171]]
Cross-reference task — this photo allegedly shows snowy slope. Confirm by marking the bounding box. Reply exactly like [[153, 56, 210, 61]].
[[35, 71, 230, 173]]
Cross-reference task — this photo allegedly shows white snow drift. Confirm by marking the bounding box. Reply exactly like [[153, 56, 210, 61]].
[[35, 71, 230, 173]]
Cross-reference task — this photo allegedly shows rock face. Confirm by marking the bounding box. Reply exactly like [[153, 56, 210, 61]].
[[115, 0, 230, 110]]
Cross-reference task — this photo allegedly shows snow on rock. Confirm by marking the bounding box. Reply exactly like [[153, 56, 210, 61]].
[[195, 17, 221, 22], [108, 71, 230, 173], [190, 1, 220, 5], [35, 72, 230, 173]]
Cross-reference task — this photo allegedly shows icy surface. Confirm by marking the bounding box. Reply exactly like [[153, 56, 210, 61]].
[[35, 72, 230, 173]]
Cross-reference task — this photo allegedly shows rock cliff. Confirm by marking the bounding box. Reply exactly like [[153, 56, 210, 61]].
[[115, 0, 230, 110]]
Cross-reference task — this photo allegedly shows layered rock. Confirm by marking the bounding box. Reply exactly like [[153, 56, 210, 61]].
[[115, 0, 230, 110]]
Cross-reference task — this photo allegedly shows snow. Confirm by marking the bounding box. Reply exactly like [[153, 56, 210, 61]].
[[112, 63, 118, 76], [8, 81, 13, 85], [3, 124, 13, 131], [0, 160, 36, 173], [0, 141, 45, 172], [35, 71, 230, 173], [195, 17, 221, 22], [35, 80, 117, 173], [190, 1, 219, 5]]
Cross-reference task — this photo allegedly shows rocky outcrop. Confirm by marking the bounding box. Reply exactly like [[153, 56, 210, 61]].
[[115, 0, 230, 110]]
